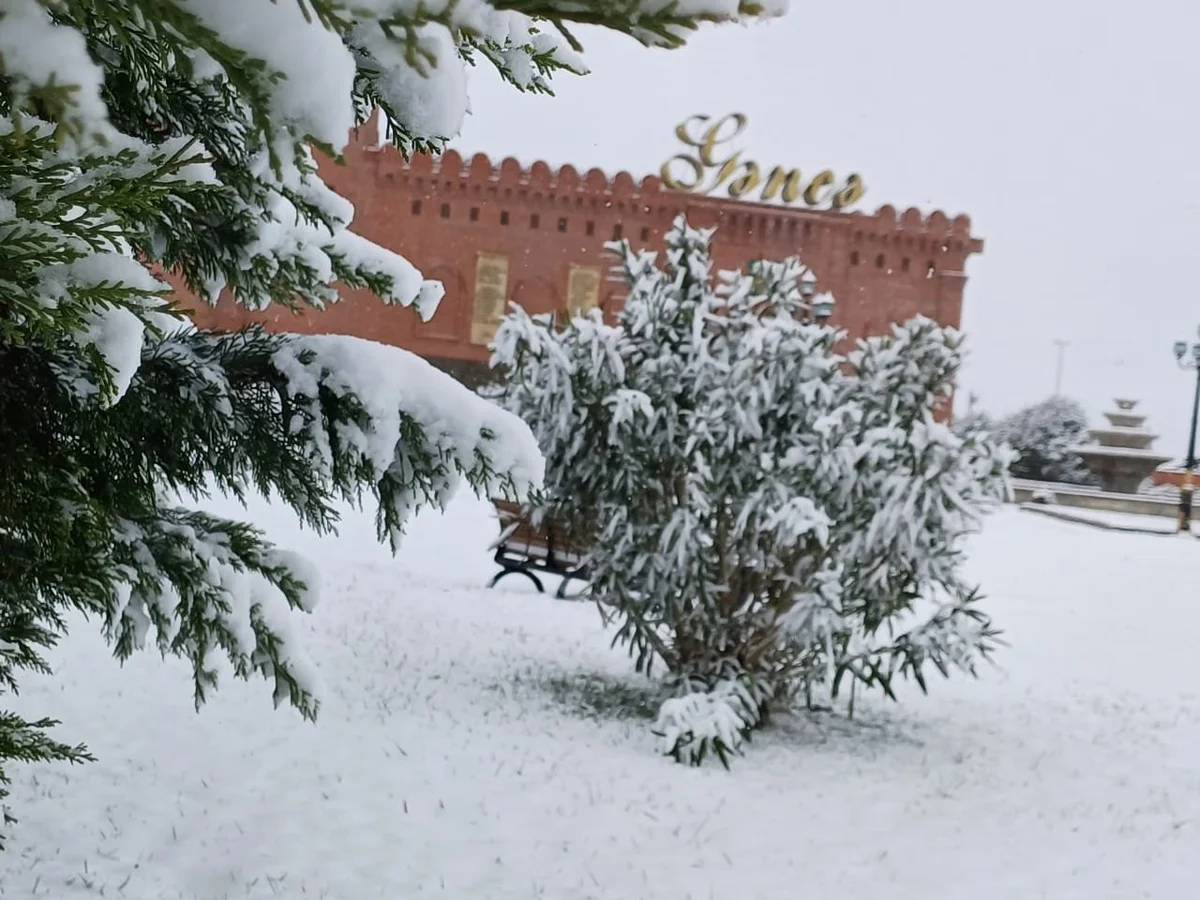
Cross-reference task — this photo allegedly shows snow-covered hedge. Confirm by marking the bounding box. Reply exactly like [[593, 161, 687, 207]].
[[493, 217, 1013, 765], [994, 396, 1097, 486]]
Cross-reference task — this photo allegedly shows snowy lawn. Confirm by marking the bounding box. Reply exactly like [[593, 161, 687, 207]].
[[2, 495, 1198, 899]]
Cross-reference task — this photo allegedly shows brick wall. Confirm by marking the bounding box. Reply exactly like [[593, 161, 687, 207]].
[[185, 120, 984, 392], [1151, 468, 1192, 489]]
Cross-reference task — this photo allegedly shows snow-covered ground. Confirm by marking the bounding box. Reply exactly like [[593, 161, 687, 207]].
[[2, 493, 1198, 899]]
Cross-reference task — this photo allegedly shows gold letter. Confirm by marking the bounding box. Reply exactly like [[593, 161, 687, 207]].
[[674, 114, 712, 150], [761, 166, 804, 204], [706, 151, 743, 195], [697, 114, 748, 194], [660, 114, 712, 191], [832, 173, 865, 209], [728, 161, 761, 199], [661, 114, 747, 195], [696, 113, 747, 167], [660, 156, 705, 191], [803, 170, 835, 206]]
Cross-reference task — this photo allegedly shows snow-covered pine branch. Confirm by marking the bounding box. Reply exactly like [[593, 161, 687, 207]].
[[0, 0, 782, 842], [493, 216, 1013, 766]]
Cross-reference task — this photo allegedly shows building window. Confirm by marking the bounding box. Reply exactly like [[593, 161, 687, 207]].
[[875, 253, 885, 269], [411, 199, 422, 215], [530, 213, 540, 229], [901, 257, 911, 272], [850, 251, 860, 266], [558, 217, 568, 233], [612, 224, 623, 241], [469, 207, 480, 222], [640, 226, 651, 241], [440, 203, 450, 219], [585, 221, 595, 237], [500, 210, 509, 226]]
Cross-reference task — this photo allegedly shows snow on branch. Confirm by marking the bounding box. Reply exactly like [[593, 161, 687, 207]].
[[272, 333, 544, 546], [106, 507, 326, 719]]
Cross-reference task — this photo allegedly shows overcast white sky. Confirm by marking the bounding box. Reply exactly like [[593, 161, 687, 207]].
[[452, 0, 1200, 457]]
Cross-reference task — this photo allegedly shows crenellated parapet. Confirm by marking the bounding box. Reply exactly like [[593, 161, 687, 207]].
[[357, 137, 983, 262], [845, 204, 982, 256], [367, 145, 665, 215]]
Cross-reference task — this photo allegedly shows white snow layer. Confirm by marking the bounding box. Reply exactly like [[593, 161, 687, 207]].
[[272, 333, 544, 508], [350, 21, 469, 140], [37, 252, 169, 403], [0, 0, 113, 140], [1, 494, 1197, 899], [77, 304, 146, 403], [179, 0, 358, 149]]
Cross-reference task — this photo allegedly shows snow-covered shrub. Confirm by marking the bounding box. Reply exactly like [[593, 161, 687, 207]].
[[995, 396, 1097, 485], [0, 0, 785, 841], [493, 217, 1012, 766]]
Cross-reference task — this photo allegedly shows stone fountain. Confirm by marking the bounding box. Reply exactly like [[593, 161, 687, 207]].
[[1072, 398, 1173, 494]]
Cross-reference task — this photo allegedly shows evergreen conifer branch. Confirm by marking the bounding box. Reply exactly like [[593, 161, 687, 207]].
[[0, 0, 782, 846]]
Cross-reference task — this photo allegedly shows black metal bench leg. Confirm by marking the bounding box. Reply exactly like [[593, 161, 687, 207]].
[[490, 566, 545, 593], [555, 573, 590, 600]]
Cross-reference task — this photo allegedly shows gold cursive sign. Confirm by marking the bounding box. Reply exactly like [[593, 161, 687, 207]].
[[660, 113, 865, 210]]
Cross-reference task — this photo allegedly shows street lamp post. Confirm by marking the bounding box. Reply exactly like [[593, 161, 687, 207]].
[[1172, 333, 1200, 532], [1053, 339, 1069, 396]]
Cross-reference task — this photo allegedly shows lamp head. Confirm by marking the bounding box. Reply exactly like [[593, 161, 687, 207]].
[[1176, 340, 1188, 361], [811, 293, 835, 322]]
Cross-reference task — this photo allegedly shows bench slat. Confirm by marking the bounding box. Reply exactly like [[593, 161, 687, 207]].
[[490, 498, 587, 565]]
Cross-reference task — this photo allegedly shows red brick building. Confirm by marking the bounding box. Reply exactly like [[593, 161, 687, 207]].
[[1150, 466, 1189, 490], [188, 124, 984, 388]]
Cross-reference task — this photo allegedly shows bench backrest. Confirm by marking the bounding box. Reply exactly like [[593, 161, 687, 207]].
[[492, 499, 586, 555]]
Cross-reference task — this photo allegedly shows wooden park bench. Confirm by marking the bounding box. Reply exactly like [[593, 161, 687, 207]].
[[489, 499, 590, 599]]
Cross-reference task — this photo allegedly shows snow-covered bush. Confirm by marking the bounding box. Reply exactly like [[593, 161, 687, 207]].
[[0, 0, 785, 841], [493, 217, 1012, 766], [995, 396, 1097, 485]]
